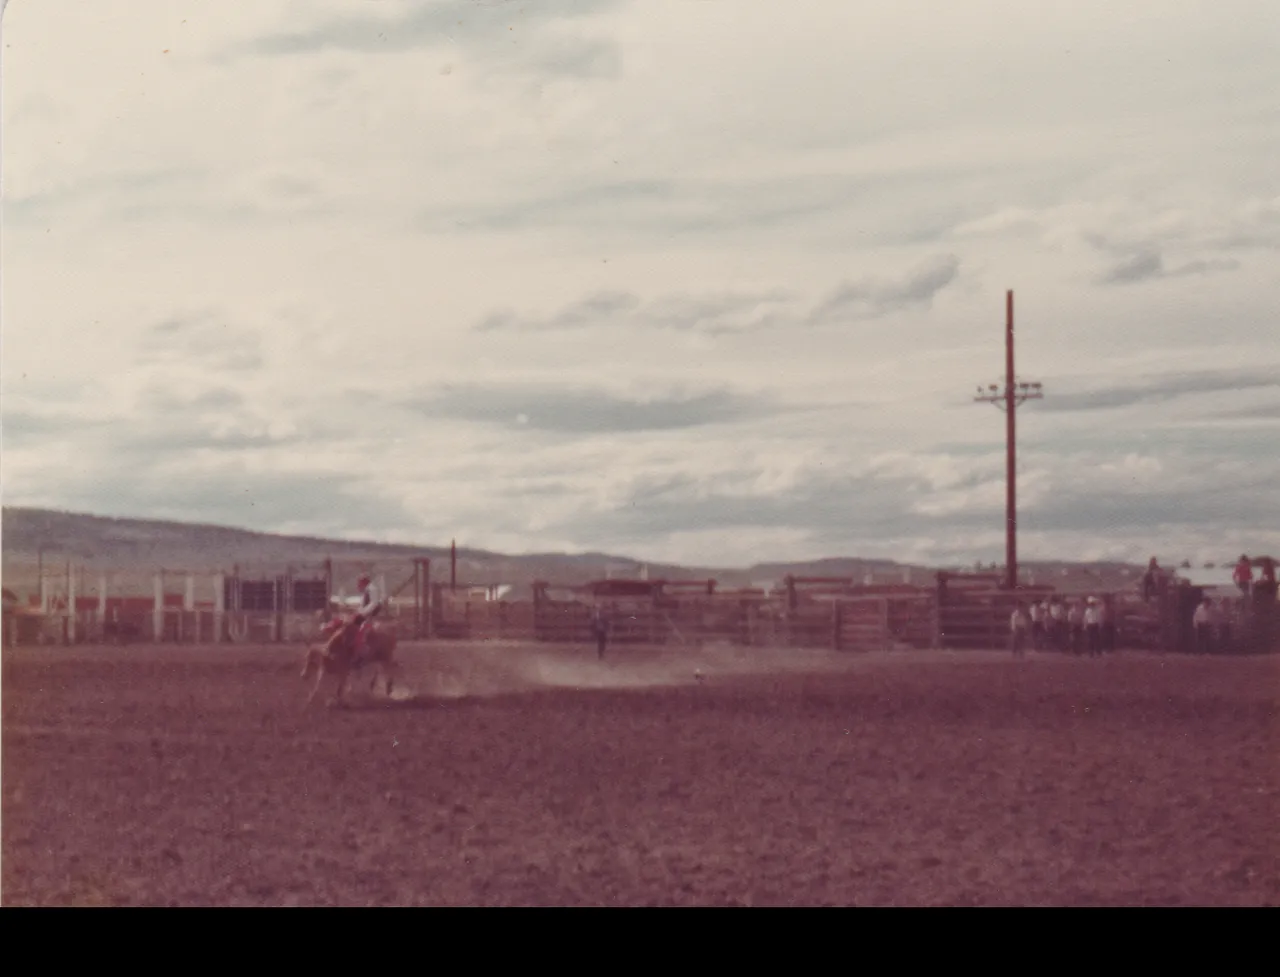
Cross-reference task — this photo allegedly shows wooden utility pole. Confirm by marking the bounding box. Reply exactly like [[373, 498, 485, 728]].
[[974, 291, 1044, 591]]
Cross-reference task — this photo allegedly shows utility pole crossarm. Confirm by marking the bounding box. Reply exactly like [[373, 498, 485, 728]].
[[973, 382, 1044, 408]]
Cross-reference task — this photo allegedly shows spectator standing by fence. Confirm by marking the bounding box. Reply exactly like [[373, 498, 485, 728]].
[[1142, 558, 1165, 602], [1010, 602, 1030, 657], [590, 604, 610, 660], [1049, 598, 1066, 651], [1233, 555, 1253, 598], [1101, 595, 1117, 653], [1068, 600, 1084, 655], [1193, 597, 1217, 655], [1029, 600, 1044, 651], [1084, 598, 1103, 657]]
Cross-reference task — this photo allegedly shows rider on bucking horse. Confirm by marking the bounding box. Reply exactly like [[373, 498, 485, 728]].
[[348, 573, 383, 661]]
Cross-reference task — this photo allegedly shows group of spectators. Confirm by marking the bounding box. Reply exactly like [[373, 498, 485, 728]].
[[1143, 554, 1277, 603], [1009, 595, 1115, 657], [1120, 554, 1277, 656], [1187, 554, 1277, 655]]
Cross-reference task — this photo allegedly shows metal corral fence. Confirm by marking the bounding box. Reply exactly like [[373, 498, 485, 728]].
[[4, 557, 1275, 653], [1, 557, 427, 647]]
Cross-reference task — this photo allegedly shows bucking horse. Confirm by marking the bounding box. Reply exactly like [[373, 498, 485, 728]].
[[301, 615, 400, 707]]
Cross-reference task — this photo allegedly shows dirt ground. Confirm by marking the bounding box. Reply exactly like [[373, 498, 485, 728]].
[[2, 640, 1277, 906]]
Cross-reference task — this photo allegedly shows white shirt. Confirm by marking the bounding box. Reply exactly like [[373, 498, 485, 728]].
[[1193, 603, 1216, 626], [1010, 609, 1030, 632], [1049, 603, 1065, 621], [360, 581, 383, 616], [1029, 603, 1042, 623], [1084, 605, 1100, 626]]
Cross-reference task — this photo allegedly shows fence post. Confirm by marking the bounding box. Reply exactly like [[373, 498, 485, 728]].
[[182, 573, 195, 643], [97, 572, 108, 642], [213, 573, 226, 644], [67, 567, 78, 645], [272, 577, 281, 643], [532, 581, 545, 640], [427, 560, 437, 637], [934, 573, 946, 649], [284, 567, 293, 639], [412, 559, 421, 638], [154, 572, 165, 643]]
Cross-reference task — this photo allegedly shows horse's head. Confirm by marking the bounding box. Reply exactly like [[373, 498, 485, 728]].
[[318, 616, 346, 639]]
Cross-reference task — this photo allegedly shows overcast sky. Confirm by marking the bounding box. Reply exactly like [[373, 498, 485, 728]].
[[3, 0, 1277, 569]]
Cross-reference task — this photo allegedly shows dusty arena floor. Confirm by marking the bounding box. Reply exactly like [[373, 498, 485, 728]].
[[3, 641, 1277, 906]]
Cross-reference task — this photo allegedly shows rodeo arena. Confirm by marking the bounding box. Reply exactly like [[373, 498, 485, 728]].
[[4, 294, 1276, 906], [6, 562, 1278, 908]]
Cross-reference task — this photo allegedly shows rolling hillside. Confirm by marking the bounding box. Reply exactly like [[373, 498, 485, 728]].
[[1, 506, 1148, 598]]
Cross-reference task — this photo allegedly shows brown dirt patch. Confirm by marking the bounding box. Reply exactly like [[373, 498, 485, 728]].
[[3, 642, 1277, 905]]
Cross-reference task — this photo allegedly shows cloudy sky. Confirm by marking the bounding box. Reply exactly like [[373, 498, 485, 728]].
[[3, 0, 1277, 569]]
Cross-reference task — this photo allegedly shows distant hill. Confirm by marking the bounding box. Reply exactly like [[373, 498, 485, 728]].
[[1, 506, 1147, 598], [0, 507, 696, 590]]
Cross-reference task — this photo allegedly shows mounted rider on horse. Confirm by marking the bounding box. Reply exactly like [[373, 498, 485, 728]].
[[304, 574, 399, 706], [316, 575, 384, 661]]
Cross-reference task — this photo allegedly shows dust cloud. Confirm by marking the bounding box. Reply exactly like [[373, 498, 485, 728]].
[[387, 641, 857, 702]]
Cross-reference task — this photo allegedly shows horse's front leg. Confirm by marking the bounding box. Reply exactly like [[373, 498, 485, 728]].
[[383, 660, 399, 697], [330, 669, 350, 708], [306, 663, 326, 706]]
